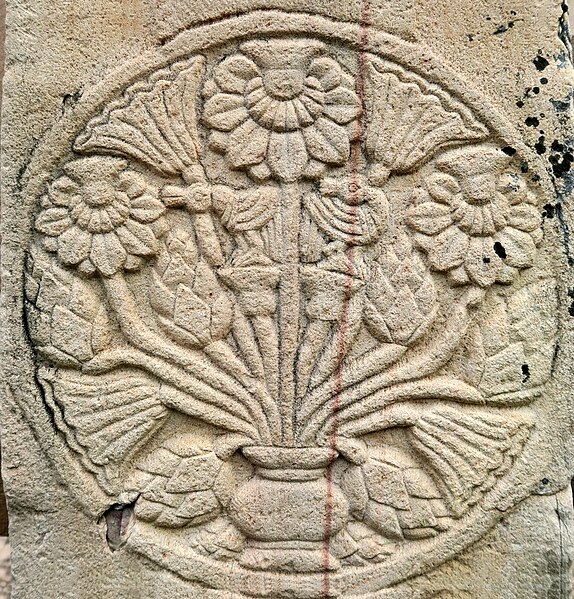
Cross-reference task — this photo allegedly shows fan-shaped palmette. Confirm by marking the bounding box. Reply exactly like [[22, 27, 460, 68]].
[[83, 348, 263, 442]]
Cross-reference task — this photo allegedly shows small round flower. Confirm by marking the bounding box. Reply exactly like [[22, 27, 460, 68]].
[[408, 146, 543, 287], [203, 39, 360, 183], [35, 157, 166, 277]]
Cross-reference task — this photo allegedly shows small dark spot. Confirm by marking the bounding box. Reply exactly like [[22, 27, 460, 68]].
[[569, 302, 574, 317], [494, 24, 509, 34], [533, 55, 550, 71], [525, 116, 540, 127], [533, 87, 540, 95], [532, 173, 541, 182], [482, 256, 491, 264], [521, 162, 529, 173], [551, 95, 572, 113], [493, 242, 507, 258], [486, 16, 492, 21], [516, 100, 525, 108], [551, 155, 573, 178], [551, 140, 565, 152], [540, 77, 548, 84], [502, 146, 517, 156], [521, 364, 530, 383], [467, 33, 475, 42], [541, 478, 550, 485], [535, 136, 546, 155], [542, 203, 556, 218]]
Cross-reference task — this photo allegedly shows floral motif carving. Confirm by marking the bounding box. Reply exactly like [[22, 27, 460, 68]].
[[408, 146, 543, 287], [23, 25, 557, 598], [35, 157, 166, 276], [204, 40, 361, 182]]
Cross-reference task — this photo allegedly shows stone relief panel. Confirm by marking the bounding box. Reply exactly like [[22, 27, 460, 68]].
[[20, 11, 560, 599]]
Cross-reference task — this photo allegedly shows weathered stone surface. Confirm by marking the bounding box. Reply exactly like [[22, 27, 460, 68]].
[[2, 1, 574, 597]]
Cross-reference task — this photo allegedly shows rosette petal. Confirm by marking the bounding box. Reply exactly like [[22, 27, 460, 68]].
[[426, 173, 460, 203], [427, 226, 468, 271], [36, 208, 73, 236], [496, 227, 537, 268], [408, 202, 453, 236], [90, 232, 128, 276], [464, 237, 500, 287], [267, 131, 307, 182], [302, 117, 350, 165], [323, 87, 360, 125], [214, 55, 259, 94], [129, 194, 166, 223], [307, 57, 342, 91], [204, 93, 249, 131], [228, 120, 269, 168], [116, 220, 159, 256], [507, 204, 542, 233], [57, 226, 91, 266]]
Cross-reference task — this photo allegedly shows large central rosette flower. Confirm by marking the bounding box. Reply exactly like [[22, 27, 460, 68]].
[[203, 39, 361, 183]]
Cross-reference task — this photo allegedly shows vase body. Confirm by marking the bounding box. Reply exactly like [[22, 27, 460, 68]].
[[229, 447, 349, 572]]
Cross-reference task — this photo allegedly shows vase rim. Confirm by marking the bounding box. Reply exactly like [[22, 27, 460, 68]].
[[242, 446, 338, 469]]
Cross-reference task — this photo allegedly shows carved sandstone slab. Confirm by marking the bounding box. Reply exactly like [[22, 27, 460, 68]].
[[2, 1, 574, 597]]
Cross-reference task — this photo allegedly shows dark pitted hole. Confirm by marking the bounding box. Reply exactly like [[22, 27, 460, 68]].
[[103, 501, 137, 552], [493, 242, 507, 259], [522, 364, 531, 383], [533, 55, 550, 71]]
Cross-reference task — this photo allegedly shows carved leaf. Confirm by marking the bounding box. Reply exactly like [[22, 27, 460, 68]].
[[74, 58, 205, 176], [339, 446, 450, 545], [446, 280, 558, 397], [25, 248, 121, 366], [342, 406, 530, 546], [365, 61, 488, 176], [134, 435, 252, 529]]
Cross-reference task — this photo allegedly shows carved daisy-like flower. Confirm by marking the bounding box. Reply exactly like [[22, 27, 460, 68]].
[[203, 39, 360, 183], [35, 157, 166, 277], [408, 146, 543, 287]]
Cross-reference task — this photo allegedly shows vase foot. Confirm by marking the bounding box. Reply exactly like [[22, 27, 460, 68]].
[[239, 540, 341, 573]]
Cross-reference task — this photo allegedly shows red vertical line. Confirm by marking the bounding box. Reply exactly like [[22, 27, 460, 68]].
[[322, 2, 371, 596]]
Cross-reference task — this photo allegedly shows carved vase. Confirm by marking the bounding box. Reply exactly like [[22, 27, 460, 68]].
[[229, 447, 349, 572]]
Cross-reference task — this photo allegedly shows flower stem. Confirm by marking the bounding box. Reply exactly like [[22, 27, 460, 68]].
[[277, 182, 302, 445]]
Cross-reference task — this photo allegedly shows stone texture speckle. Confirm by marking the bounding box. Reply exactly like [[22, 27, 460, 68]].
[[2, 1, 574, 597]]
